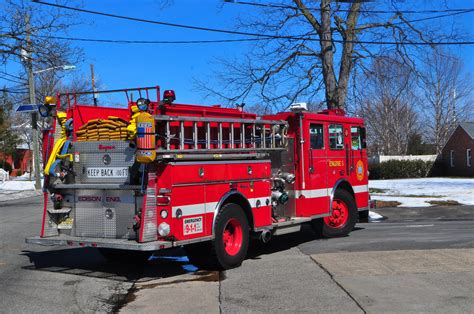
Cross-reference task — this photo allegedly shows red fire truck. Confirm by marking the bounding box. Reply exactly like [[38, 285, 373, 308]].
[[26, 86, 370, 269]]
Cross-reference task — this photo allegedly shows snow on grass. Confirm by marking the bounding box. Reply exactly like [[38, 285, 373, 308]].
[[369, 211, 384, 222], [369, 178, 474, 207], [0, 190, 42, 202], [0, 180, 42, 202], [0, 180, 36, 191]]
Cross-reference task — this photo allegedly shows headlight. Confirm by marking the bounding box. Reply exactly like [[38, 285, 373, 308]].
[[136, 98, 150, 111], [158, 223, 170, 236]]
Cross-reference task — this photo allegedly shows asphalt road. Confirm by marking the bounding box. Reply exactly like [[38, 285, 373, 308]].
[[0, 196, 473, 313]]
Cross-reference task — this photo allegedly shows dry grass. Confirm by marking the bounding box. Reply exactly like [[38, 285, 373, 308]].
[[375, 200, 402, 208], [427, 200, 461, 206]]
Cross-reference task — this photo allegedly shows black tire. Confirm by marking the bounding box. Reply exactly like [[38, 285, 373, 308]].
[[322, 189, 358, 238], [185, 241, 213, 269], [98, 248, 153, 263], [358, 209, 369, 223], [186, 203, 249, 270]]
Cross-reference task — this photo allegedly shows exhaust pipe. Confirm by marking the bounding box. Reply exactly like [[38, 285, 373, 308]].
[[260, 229, 273, 243]]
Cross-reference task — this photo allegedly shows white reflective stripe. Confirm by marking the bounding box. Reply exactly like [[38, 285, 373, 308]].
[[353, 184, 368, 193], [171, 196, 270, 218], [288, 188, 330, 198], [289, 185, 368, 199], [171, 202, 217, 218], [248, 197, 269, 208]]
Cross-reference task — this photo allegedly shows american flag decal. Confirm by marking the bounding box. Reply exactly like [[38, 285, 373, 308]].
[[136, 114, 156, 163]]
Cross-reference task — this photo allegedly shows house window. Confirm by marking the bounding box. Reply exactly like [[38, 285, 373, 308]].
[[450, 150, 454, 167], [467, 149, 472, 167]]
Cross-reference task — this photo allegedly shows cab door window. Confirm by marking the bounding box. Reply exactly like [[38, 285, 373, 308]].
[[328, 124, 344, 150], [351, 126, 367, 150], [310, 124, 324, 149]]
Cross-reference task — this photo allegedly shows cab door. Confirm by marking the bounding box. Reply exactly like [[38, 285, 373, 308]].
[[349, 125, 369, 208], [300, 122, 329, 217], [326, 123, 347, 189]]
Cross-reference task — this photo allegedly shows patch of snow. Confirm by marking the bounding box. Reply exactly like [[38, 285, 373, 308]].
[[369, 178, 474, 207], [0, 180, 36, 191], [0, 190, 42, 202], [12, 172, 43, 181], [0, 180, 43, 202], [369, 211, 384, 222]]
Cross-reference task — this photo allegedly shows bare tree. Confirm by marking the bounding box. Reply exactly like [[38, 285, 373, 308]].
[[0, 0, 82, 100], [0, 0, 80, 68], [197, 1, 463, 111], [358, 57, 418, 155], [418, 50, 473, 154]]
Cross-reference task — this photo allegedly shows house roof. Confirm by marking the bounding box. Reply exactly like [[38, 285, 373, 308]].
[[460, 122, 474, 139]]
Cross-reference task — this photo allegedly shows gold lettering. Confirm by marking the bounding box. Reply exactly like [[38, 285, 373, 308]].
[[328, 160, 344, 167]]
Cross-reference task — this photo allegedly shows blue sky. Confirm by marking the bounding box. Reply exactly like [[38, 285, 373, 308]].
[[4, 0, 474, 105]]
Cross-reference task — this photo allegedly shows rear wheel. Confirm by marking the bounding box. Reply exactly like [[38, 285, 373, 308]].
[[213, 203, 249, 269], [185, 242, 213, 269], [358, 209, 369, 223], [321, 189, 358, 238]]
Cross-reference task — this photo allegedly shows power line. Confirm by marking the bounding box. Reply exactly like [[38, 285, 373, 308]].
[[36, 35, 268, 44], [225, 1, 474, 26], [29, 1, 474, 46], [224, 1, 474, 15], [31, 0, 291, 40], [0, 71, 25, 81], [35, 34, 474, 46], [32, 0, 474, 43], [0, 75, 24, 85], [0, 88, 28, 94]]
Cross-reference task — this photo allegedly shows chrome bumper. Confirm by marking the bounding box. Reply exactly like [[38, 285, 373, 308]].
[[25, 235, 172, 251]]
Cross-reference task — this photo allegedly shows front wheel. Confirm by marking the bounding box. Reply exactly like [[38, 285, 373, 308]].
[[321, 189, 358, 238]]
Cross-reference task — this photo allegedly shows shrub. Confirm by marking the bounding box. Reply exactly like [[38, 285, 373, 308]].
[[0, 160, 13, 173], [369, 159, 434, 180], [15, 169, 23, 176]]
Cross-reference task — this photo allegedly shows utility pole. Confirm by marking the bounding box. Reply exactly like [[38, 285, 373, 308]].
[[90, 64, 98, 106], [25, 14, 41, 190]]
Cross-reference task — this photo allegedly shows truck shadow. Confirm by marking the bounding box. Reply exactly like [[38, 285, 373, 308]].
[[22, 225, 365, 282], [247, 224, 364, 259], [22, 247, 195, 283]]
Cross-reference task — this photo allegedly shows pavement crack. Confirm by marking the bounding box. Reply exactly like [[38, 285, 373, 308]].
[[309, 255, 366, 313], [109, 282, 138, 313], [218, 271, 223, 314]]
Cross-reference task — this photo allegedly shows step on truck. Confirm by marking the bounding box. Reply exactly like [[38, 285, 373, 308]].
[[26, 86, 370, 269]]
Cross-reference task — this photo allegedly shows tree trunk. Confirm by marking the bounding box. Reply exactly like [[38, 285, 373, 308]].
[[319, 0, 338, 109]]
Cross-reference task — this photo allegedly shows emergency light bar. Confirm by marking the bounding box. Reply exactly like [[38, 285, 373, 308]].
[[289, 102, 308, 112], [163, 90, 176, 104]]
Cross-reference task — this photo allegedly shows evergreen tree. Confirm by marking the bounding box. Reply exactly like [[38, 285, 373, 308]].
[[0, 90, 21, 171]]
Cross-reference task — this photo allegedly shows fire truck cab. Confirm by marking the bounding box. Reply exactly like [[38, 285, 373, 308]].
[[26, 86, 369, 270]]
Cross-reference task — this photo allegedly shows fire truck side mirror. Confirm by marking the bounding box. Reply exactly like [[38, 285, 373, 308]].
[[361, 127, 367, 149]]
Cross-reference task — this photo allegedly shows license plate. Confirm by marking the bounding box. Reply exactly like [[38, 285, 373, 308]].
[[183, 216, 203, 235], [87, 167, 128, 178]]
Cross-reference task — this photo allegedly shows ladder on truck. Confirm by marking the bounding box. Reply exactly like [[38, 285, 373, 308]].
[[153, 115, 288, 161]]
